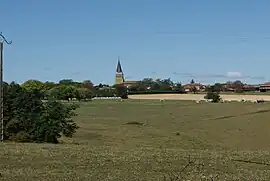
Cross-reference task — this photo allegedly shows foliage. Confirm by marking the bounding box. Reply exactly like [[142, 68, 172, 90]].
[[76, 88, 93, 100], [204, 85, 221, 103], [17, 77, 257, 100], [128, 78, 182, 92], [3, 82, 79, 143], [21, 79, 45, 93], [31, 101, 79, 143], [115, 84, 128, 99]]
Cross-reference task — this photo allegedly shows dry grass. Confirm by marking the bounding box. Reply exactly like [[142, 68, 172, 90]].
[[129, 93, 270, 101], [1, 100, 270, 180]]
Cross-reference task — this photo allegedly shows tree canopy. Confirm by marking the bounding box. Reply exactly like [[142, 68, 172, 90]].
[[3, 82, 79, 143]]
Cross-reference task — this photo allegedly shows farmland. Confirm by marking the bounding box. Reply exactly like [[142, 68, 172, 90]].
[[1, 100, 270, 180]]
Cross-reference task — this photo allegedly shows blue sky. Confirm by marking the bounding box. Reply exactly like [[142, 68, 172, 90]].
[[1, 0, 270, 84]]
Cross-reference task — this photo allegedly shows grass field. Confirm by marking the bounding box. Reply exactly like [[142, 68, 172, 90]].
[[1, 100, 270, 180]]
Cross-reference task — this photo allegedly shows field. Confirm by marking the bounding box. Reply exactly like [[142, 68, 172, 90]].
[[1, 100, 270, 180], [129, 93, 270, 101]]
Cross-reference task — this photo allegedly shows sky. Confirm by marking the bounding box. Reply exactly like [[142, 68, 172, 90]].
[[1, 0, 270, 85]]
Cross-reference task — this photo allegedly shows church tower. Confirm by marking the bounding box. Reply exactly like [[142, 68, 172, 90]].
[[115, 57, 125, 85]]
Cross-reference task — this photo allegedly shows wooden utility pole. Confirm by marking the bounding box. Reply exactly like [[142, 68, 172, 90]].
[[0, 32, 12, 141]]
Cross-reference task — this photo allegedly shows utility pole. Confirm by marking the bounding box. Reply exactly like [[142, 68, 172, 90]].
[[0, 32, 12, 141]]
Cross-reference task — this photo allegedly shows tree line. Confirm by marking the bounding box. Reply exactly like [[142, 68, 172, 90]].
[[18, 78, 185, 101], [17, 78, 250, 100], [20, 79, 128, 100]]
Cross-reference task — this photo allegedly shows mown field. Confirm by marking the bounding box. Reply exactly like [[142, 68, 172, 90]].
[[1, 100, 270, 181]]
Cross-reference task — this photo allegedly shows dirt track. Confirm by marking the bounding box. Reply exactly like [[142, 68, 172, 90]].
[[129, 94, 270, 101]]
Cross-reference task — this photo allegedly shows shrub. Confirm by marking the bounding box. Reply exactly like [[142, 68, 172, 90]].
[[3, 83, 79, 143], [204, 86, 221, 103], [115, 84, 128, 99]]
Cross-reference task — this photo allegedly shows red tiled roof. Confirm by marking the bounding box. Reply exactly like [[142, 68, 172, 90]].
[[260, 82, 270, 87]]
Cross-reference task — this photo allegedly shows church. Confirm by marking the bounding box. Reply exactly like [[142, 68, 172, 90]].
[[115, 57, 139, 87]]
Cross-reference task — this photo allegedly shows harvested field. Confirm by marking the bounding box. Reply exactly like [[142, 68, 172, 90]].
[[129, 94, 270, 101]]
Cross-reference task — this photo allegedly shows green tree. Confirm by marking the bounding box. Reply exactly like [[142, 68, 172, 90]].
[[3, 82, 79, 143], [213, 83, 223, 92], [115, 84, 128, 99], [204, 86, 221, 103], [49, 85, 78, 100], [82, 80, 94, 89], [59, 79, 74, 85], [31, 101, 79, 143], [76, 88, 92, 101], [174, 83, 184, 92], [155, 78, 173, 91], [21, 80, 44, 93], [43, 81, 56, 91]]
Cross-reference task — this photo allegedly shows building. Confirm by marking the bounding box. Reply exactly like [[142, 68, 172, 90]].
[[259, 82, 270, 92], [122, 80, 139, 88], [115, 58, 125, 85], [115, 57, 139, 86], [183, 83, 206, 92]]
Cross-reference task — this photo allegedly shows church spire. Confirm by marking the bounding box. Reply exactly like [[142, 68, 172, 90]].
[[116, 56, 123, 73], [115, 56, 125, 84]]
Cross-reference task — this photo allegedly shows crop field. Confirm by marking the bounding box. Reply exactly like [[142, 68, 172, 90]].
[[1, 100, 270, 180]]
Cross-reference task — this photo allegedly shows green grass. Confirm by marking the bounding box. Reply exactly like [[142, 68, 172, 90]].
[[1, 100, 270, 180]]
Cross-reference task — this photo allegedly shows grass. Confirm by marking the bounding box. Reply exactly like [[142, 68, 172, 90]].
[[1, 100, 270, 180]]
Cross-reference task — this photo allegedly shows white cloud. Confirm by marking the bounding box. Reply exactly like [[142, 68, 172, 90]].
[[226, 72, 242, 78]]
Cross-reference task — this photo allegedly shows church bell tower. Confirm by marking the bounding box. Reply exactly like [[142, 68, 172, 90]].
[[115, 56, 124, 85]]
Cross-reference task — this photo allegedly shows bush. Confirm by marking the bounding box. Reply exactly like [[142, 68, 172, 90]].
[[3, 83, 79, 143], [204, 86, 221, 103], [115, 84, 128, 99], [31, 101, 79, 143]]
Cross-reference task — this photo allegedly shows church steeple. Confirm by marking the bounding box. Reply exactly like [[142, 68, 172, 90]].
[[115, 56, 125, 85], [116, 56, 123, 73]]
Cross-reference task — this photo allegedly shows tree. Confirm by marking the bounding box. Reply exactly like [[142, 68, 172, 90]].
[[43, 81, 56, 91], [173, 83, 184, 92], [212, 83, 223, 92], [59, 79, 74, 85], [5, 87, 44, 140], [21, 80, 44, 93], [190, 79, 195, 84], [82, 80, 94, 90], [31, 101, 79, 143], [232, 80, 244, 93], [76, 88, 92, 101], [3, 82, 79, 143], [115, 84, 128, 99], [157, 78, 173, 91], [204, 85, 221, 103], [49, 85, 78, 100]]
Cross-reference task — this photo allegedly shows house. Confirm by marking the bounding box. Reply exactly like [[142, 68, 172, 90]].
[[259, 82, 270, 92], [121, 80, 139, 88], [243, 84, 260, 92], [183, 83, 206, 92]]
